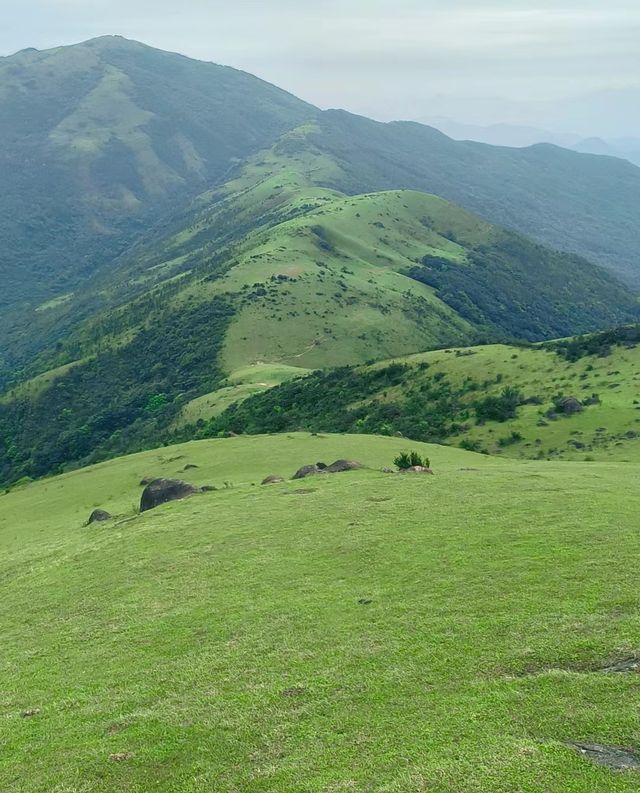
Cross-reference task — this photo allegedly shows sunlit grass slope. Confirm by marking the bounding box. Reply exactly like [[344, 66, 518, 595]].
[[2, 433, 640, 791], [205, 337, 640, 462], [174, 363, 311, 427]]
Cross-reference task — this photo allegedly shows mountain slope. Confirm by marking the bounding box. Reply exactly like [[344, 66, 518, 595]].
[[0, 36, 315, 324], [3, 39, 640, 384], [2, 177, 638, 482], [199, 325, 640, 462], [3, 433, 640, 791], [307, 111, 640, 285]]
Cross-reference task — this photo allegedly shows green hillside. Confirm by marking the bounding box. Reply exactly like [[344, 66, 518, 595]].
[[0, 36, 315, 374], [3, 433, 640, 791], [310, 111, 640, 286], [199, 326, 640, 463], [2, 167, 637, 484], [3, 39, 640, 385]]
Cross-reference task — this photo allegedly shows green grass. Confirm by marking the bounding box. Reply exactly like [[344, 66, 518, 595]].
[[390, 342, 640, 461], [2, 432, 640, 791], [174, 363, 310, 427], [206, 339, 640, 463]]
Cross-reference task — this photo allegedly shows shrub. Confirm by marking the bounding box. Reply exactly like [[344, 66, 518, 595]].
[[394, 451, 431, 470], [459, 439, 482, 452], [475, 386, 522, 422], [497, 431, 524, 447]]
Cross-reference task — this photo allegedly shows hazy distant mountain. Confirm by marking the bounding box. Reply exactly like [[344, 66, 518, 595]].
[[416, 118, 581, 149], [571, 137, 640, 168], [421, 118, 640, 168], [416, 87, 640, 140]]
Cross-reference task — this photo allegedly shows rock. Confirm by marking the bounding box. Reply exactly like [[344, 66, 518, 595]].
[[183, 464, 199, 470], [602, 657, 640, 673], [381, 467, 395, 474], [201, 485, 218, 492], [109, 752, 135, 762], [555, 396, 584, 415], [325, 459, 365, 473], [140, 479, 201, 513], [292, 464, 323, 480], [402, 466, 435, 474], [262, 475, 285, 485], [583, 395, 601, 406], [224, 431, 239, 438], [568, 742, 640, 771], [87, 509, 112, 524], [292, 460, 365, 479], [21, 708, 40, 718]]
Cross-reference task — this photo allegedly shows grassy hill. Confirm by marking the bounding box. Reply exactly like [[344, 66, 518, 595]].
[[198, 326, 640, 463], [3, 432, 640, 791], [3, 41, 640, 384], [310, 111, 640, 286], [2, 166, 637, 484]]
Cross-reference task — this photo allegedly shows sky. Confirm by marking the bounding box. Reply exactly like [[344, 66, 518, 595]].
[[2, 0, 639, 134]]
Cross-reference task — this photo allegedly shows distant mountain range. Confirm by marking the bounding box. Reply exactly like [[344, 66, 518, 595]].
[[420, 118, 640, 168], [413, 86, 640, 141]]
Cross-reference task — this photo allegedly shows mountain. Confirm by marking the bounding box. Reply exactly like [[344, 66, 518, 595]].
[[421, 118, 640, 169], [1, 150, 637, 482], [417, 117, 582, 149], [414, 86, 640, 140], [3, 38, 640, 484], [571, 137, 640, 168], [3, 37, 640, 381], [0, 35, 315, 331], [304, 112, 640, 285], [199, 324, 640, 463]]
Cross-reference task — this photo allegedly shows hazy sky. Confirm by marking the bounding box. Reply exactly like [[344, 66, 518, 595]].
[[2, 0, 639, 129]]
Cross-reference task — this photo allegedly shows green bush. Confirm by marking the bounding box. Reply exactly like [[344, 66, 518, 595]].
[[394, 451, 431, 470], [475, 386, 522, 423]]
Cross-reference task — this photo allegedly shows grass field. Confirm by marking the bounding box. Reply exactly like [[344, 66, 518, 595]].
[[387, 342, 640, 461], [2, 432, 640, 791]]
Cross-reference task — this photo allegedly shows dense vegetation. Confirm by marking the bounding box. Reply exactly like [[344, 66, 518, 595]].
[[546, 324, 640, 361], [0, 299, 233, 482], [408, 238, 639, 340], [192, 362, 500, 443]]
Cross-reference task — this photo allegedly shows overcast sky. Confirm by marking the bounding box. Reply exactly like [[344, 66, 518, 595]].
[[2, 1, 639, 131]]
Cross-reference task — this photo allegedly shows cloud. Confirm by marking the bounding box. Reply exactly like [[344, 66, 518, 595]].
[[1, 0, 639, 131]]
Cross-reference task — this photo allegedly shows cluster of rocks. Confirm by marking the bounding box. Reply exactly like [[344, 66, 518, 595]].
[[88, 452, 431, 523]]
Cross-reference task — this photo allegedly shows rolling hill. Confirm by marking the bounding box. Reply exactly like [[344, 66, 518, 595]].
[[1, 165, 637, 485], [195, 325, 640, 464], [3, 432, 640, 791]]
